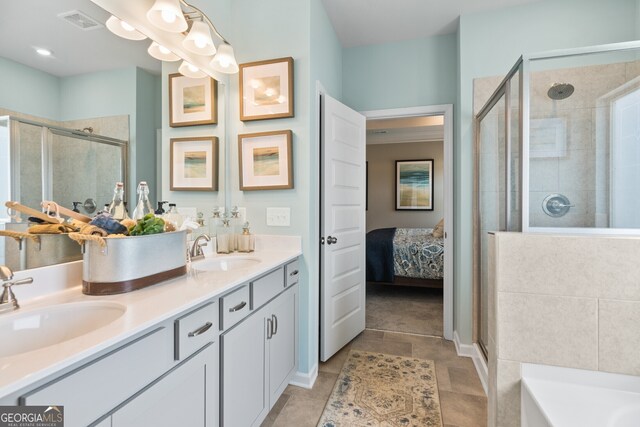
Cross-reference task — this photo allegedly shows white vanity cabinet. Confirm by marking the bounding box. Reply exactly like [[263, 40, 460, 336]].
[[221, 260, 299, 427], [112, 342, 218, 427], [6, 301, 219, 427]]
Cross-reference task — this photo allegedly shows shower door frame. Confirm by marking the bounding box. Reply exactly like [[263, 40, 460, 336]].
[[473, 39, 640, 360], [6, 116, 129, 204]]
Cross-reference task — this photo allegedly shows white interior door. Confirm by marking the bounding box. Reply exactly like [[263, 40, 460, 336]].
[[320, 93, 366, 362]]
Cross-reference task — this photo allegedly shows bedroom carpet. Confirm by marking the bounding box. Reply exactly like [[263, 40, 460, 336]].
[[366, 283, 443, 336], [317, 350, 443, 427]]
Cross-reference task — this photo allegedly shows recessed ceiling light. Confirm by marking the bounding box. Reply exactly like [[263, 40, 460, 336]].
[[35, 48, 53, 57]]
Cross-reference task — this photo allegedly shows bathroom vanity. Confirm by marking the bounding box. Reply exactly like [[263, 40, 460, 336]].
[[0, 237, 301, 427]]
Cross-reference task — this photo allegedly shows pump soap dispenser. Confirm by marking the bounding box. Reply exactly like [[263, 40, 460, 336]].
[[237, 222, 255, 253]]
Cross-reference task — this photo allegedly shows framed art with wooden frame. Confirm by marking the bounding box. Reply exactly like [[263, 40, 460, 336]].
[[395, 159, 434, 211], [169, 73, 217, 127], [170, 136, 218, 191], [239, 57, 294, 121], [239, 130, 293, 190]]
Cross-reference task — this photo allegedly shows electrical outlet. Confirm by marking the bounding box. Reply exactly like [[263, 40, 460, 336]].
[[266, 207, 290, 226]]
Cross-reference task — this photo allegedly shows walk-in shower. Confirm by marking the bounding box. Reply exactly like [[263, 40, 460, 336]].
[[474, 40, 640, 358]]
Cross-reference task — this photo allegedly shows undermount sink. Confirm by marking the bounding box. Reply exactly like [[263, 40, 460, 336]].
[[192, 257, 261, 272], [0, 301, 126, 358]]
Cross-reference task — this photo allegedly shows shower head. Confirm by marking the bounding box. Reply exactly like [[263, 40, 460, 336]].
[[547, 83, 574, 100]]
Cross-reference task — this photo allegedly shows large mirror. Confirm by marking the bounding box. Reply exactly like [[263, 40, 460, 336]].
[[0, 0, 226, 271]]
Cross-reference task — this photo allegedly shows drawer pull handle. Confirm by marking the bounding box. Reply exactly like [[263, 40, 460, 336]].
[[267, 318, 272, 340], [229, 301, 247, 312], [289, 270, 299, 276], [188, 322, 213, 337]]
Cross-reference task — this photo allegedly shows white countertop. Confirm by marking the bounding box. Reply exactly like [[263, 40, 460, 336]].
[[0, 235, 302, 398]]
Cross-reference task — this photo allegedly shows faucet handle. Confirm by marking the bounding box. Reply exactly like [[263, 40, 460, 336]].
[[0, 275, 32, 313], [6, 277, 33, 287]]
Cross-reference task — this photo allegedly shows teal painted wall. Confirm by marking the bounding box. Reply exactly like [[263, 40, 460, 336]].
[[226, 0, 313, 373], [455, 0, 640, 344], [136, 69, 161, 201], [342, 34, 457, 110], [0, 57, 59, 120]]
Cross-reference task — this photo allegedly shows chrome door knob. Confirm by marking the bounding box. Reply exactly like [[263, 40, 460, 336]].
[[327, 236, 338, 245]]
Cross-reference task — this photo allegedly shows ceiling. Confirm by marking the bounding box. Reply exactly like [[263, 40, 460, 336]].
[[322, 0, 544, 48], [0, 0, 160, 77], [366, 116, 444, 145]]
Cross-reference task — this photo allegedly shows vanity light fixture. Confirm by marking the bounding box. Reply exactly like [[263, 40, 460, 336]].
[[148, 42, 180, 62], [210, 43, 239, 74], [178, 60, 206, 78], [105, 15, 147, 41], [183, 20, 216, 56], [146, 0, 188, 33]]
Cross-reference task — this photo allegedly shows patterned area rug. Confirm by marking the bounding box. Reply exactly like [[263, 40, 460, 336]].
[[317, 350, 443, 427]]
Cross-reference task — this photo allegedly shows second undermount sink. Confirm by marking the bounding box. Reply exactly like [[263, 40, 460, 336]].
[[0, 301, 126, 358], [192, 257, 261, 272]]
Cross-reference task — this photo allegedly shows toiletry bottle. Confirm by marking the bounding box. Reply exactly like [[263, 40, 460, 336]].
[[229, 206, 241, 252], [164, 203, 183, 228], [216, 218, 231, 254], [131, 181, 154, 220], [108, 182, 129, 220], [155, 201, 168, 215], [237, 222, 255, 253]]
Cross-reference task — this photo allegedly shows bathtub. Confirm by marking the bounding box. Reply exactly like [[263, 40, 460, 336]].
[[521, 363, 640, 427]]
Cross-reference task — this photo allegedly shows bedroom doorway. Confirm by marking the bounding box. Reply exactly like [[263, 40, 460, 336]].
[[363, 105, 454, 341]]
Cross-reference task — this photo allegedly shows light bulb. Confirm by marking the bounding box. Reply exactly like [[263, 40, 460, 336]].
[[188, 63, 199, 72], [219, 57, 230, 68], [161, 9, 177, 23], [194, 37, 207, 48], [159, 45, 171, 55], [120, 21, 135, 32]]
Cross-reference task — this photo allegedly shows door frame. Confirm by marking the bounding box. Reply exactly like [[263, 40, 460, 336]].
[[361, 104, 454, 341]]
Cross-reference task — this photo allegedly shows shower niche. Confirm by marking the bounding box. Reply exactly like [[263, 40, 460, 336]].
[[473, 41, 640, 358]]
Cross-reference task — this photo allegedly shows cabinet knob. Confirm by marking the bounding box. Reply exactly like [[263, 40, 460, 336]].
[[327, 236, 337, 245], [289, 270, 299, 277]]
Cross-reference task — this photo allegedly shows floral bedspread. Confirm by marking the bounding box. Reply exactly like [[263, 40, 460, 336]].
[[393, 228, 444, 280]]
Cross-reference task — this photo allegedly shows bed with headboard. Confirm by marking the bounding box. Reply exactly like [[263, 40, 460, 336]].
[[366, 222, 444, 287]]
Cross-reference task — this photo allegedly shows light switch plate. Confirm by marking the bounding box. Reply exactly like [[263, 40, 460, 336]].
[[266, 207, 290, 226]]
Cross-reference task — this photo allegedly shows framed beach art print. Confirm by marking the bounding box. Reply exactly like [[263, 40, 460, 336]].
[[395, 159, 434, 211], [239, 57, 294, 121], [169, 73, 217, 127], [170, 137, 218, 191], [239, 130, 293, 190]]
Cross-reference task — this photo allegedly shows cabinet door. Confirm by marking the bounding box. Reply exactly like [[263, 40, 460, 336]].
[[112, 343, 218, 427], [221, 309, 267, 427], [267, 285, 297, 406]]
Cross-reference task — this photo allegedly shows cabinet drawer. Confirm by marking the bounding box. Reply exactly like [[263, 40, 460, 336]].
[[285, 259, 300, 287], [21, 327, 172, 427], [175, 301, 218, 361], [220, 285, 251, 330], [251, 267, 284, 310]]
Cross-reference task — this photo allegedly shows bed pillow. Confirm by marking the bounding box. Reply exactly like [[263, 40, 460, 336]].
[[432, 218, 444, 238]]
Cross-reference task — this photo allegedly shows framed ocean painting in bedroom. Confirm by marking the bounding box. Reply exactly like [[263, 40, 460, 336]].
[[395, 159, 434, 211]]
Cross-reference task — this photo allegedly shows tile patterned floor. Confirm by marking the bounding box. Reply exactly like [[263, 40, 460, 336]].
[[262, 329, 487, 427]]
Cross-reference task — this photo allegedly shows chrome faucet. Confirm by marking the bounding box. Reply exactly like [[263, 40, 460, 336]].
[[0, 265, 33, 313], [190, 234, 211, 261]]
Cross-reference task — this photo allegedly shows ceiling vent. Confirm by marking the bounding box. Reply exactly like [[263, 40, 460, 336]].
[[57, 10, 103, 31]]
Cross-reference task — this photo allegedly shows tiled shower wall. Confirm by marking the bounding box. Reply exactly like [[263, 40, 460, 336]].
[[487, 232, 640, 426], [474, 59, 640, 229]]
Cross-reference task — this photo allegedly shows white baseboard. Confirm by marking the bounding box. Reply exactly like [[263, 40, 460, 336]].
[[289, 364, 318, 389], [454, 331, 488, 395]]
